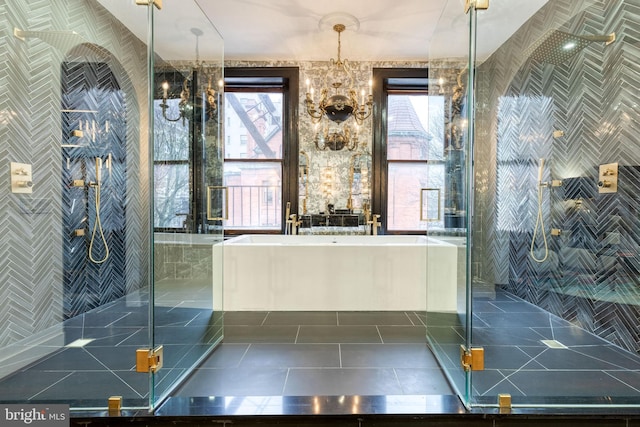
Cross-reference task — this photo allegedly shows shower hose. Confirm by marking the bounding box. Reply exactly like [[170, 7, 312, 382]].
[[89, 180, 110, 264], [530, 177, 549, 263]]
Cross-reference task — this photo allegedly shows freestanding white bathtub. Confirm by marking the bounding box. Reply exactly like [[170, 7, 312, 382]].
[[222, 234, 458, 311]]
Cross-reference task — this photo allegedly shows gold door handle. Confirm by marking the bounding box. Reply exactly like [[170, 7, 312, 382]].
[[420, 188, 441, 222], [207, 186, 228, 220]]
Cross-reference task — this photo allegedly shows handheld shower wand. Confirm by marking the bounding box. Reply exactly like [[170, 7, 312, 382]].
[[89, 157, 110, 264], [538, 158, 544, 182], [530, 158, 548, 263]]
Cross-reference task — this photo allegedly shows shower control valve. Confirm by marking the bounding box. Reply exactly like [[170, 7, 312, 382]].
[[10, 162, 33, 194], [598, 162, 618, 194]]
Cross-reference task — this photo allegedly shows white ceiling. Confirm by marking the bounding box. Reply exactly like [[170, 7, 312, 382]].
[[97, 0, 548, 63]]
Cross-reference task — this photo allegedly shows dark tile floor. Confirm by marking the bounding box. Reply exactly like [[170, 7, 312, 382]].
[[428, 290, 640, 406], [171, 311, 453, 398], [4, 287, 640, 416], [0, 291, 222, 408]]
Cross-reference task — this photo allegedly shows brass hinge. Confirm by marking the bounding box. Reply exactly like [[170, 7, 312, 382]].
[[460, 345, 485, 371], [108, 396, 122, 416], [135, 0, 162, 9], [136, 345, 163, 373], [464, 0, 489, 13], [498, 393, 512, 413]]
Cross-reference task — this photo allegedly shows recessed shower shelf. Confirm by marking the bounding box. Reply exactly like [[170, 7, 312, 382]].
[[62, 109, 98, 113]]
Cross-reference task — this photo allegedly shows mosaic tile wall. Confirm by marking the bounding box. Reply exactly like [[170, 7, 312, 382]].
[[60, 61, 128, 319], [0, 0, 149, 350], [474, 0, 640, 352]]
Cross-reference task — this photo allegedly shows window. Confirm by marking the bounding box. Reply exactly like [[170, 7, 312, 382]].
[[387, 94, 445, 231], [153, 94, 191, 230], [372, 69, 446, 233], [223, 68, 299, 234]]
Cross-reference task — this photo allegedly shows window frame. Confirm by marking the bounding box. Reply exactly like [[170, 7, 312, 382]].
[[223, 67, 299, 235], [372, 68, 434, 234]]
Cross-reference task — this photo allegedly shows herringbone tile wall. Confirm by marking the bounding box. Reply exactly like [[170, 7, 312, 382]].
[[61, 61, 128, 319], [0, 0, 149, 355], [474, 0, 640, 353]]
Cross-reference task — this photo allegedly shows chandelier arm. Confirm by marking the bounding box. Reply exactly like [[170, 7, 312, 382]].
[[353, 107, 373, 124], [160, 102, 184, 122], [305, 104, 324, 122]]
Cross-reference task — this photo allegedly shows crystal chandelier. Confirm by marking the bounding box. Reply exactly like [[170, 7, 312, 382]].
[[305, 22, 373, 151]]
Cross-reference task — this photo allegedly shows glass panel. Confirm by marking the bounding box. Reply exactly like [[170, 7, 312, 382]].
[[425, 0, 473, 407], [0, 0, 152, 410], [150, 1, 224, 408], [154, 164, 190, 228], [154, 98, 190, 161], [472, 0, 640, 408], [224, 162, 282, 229], [387, 94, 443, 161], [387, 162, 432, 230], [224, 92, 283, 159], [386, 93, 445, 231]]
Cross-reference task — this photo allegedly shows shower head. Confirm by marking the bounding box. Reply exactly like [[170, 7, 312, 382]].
[[525, 30, 615, 65]]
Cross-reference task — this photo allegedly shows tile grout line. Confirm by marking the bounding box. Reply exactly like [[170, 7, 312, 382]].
[[238, 343, 251, 366], [404, 311, 415, 326], [29, 372, 75, 400], [282, 368, 290, 395]]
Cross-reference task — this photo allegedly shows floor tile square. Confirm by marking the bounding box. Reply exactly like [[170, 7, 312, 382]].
[[338, 311, 414, 326], [378, 325, 426, 343], [296, 325, 382, 343], [223, 311, 269, 325], [341, 344, 438, 368], [175, 367, 288, 397], [198, 344, 250, 368], [240, 343, 340, 368], [263, 312, 338, 325], [223, 325, 299, 343]]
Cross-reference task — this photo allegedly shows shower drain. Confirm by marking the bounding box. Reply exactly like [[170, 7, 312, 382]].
[[66, 338, 94, 348], [541, 339, 568, 349]]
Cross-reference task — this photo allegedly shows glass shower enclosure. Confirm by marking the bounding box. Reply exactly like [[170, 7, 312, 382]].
[[429, 0, 640, 410], [0, 0, 224, 411]]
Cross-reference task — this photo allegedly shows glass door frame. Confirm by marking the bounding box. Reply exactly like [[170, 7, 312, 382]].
[[147, 1, 225, 409], [425, 0, 478, 409]]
